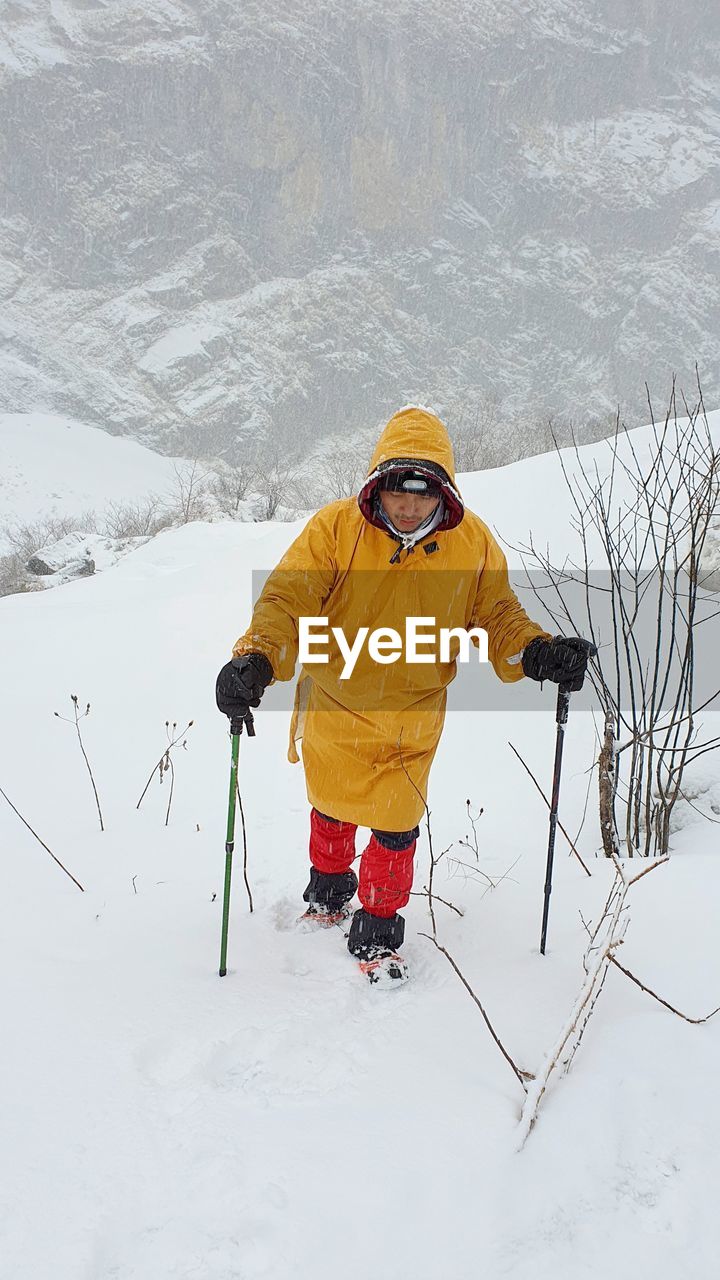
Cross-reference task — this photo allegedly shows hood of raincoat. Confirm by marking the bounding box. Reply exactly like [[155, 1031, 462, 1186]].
[[357, 405, 465, 533]]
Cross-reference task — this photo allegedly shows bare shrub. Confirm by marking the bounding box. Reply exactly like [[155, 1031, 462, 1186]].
[[0, 553, 40, 598], [451, 400, 502, 472], [450, 401, 620, 473], [210, 459, 260, 516], [2, 511, 98, 561], [253, 446, 306, 520], [168, 461, 211, 523], [102, 496, 173, 539], [1, 512, 97, 597], [516, 377, 720, 859], [293, 429, 377, 509]]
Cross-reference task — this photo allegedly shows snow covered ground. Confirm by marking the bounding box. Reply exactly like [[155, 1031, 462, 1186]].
[[0, 413, 184, 553], [1, 429, 720, 1279]]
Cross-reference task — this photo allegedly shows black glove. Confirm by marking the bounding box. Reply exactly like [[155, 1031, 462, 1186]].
[[216, 653, 274, 722], [521, 635, 596, 691]]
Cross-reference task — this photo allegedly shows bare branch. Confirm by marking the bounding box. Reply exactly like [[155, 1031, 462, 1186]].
[[0, 783, 84, 892], [517, 853, 680, 1143], [55, 695, 104, 832], [397, 732, 530, 1092], [411, 888, 464, 917], [420, 933, 533, 1091], [508, 741, 592, 876], [610, 957, 720, 1024]]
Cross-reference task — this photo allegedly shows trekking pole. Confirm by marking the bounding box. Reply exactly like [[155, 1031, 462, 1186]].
[[219, 711, 254, 977], [539, 683, 571, 956], [539, 639, 597, 955]]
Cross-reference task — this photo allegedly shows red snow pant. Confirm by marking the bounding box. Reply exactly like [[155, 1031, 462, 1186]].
[[309, 808, 417, 918]]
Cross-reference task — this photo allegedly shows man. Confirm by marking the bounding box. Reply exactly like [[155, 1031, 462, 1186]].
[[216, 406, 592, 984]]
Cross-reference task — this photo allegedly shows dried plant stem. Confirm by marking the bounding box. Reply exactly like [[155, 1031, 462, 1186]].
[[459, 799, 484, 862], [164, 755, 175, 828], [425, 821, 440, 940], [235, 779, 254, 913], [395, 730, 440, 936], [136, 720, 194, 826], [0, 783, 84, 892], [55, 695, 104, 832], [610, 957, 720, 1024], [411, 889, 463, 917], [447, 855, 499, 892], [396, 730, 531, 1095], [421, 932, 532, 1091], [74, 713, 104, 832], [508, 740, 592, 876]]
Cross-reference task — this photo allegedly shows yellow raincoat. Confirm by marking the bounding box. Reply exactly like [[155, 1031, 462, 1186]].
[[233, 407, 549, 829]]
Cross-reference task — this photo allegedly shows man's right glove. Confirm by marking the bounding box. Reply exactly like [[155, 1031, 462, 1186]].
[[215, 652, 274, 721], [521, 635, 596, 691]]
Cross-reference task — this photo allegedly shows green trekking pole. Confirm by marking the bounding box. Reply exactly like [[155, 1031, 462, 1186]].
[[219, 711, 254, 977]]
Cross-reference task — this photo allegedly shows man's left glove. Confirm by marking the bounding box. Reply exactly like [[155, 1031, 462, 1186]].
[[522, 635, 596, 691], [215, 652, 274, 720]]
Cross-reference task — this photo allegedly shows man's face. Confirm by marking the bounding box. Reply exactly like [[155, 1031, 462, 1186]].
[[379, 489, 440, 532]]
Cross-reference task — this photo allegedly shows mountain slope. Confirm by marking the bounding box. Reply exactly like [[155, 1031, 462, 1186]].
[[1, 1, 719, 461]]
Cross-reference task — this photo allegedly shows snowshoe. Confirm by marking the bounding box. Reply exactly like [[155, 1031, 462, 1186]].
[[357, 947, 409, 987], [299, 867, 357, 932], [296, 901, 354, 931], [346, 909, 408, 986]]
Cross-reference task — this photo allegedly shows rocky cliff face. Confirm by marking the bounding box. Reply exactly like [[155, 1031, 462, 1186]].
[[1, 0, 719, 462]]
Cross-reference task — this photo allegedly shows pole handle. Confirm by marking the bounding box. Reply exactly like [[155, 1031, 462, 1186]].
[[230, 711, 255, 737], [556, 684, 571, 725]]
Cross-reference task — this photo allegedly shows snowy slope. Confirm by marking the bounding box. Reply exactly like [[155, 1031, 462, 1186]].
[[0, 413, 184, 551], [458, 408, 720, 579], [1, 432, 720, 1279]]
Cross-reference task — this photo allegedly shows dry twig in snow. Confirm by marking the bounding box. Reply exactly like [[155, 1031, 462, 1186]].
[[396, 732, 532, 1094], [508, 741, 591, 876], [136, 720, 194, 826], [235, 778, 254, 913], [609, 957, 720, 1025], [0, 783, 84, 892], [55, 694, 104, 832]]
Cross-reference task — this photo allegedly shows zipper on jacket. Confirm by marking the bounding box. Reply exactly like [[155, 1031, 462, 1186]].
[[389, 541, 436, 565]]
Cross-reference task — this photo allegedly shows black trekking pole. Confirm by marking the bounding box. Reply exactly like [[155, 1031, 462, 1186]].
[[219, 711, 254, 977], [539, 639, 596, 955], [539, 682, 572, 956]]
